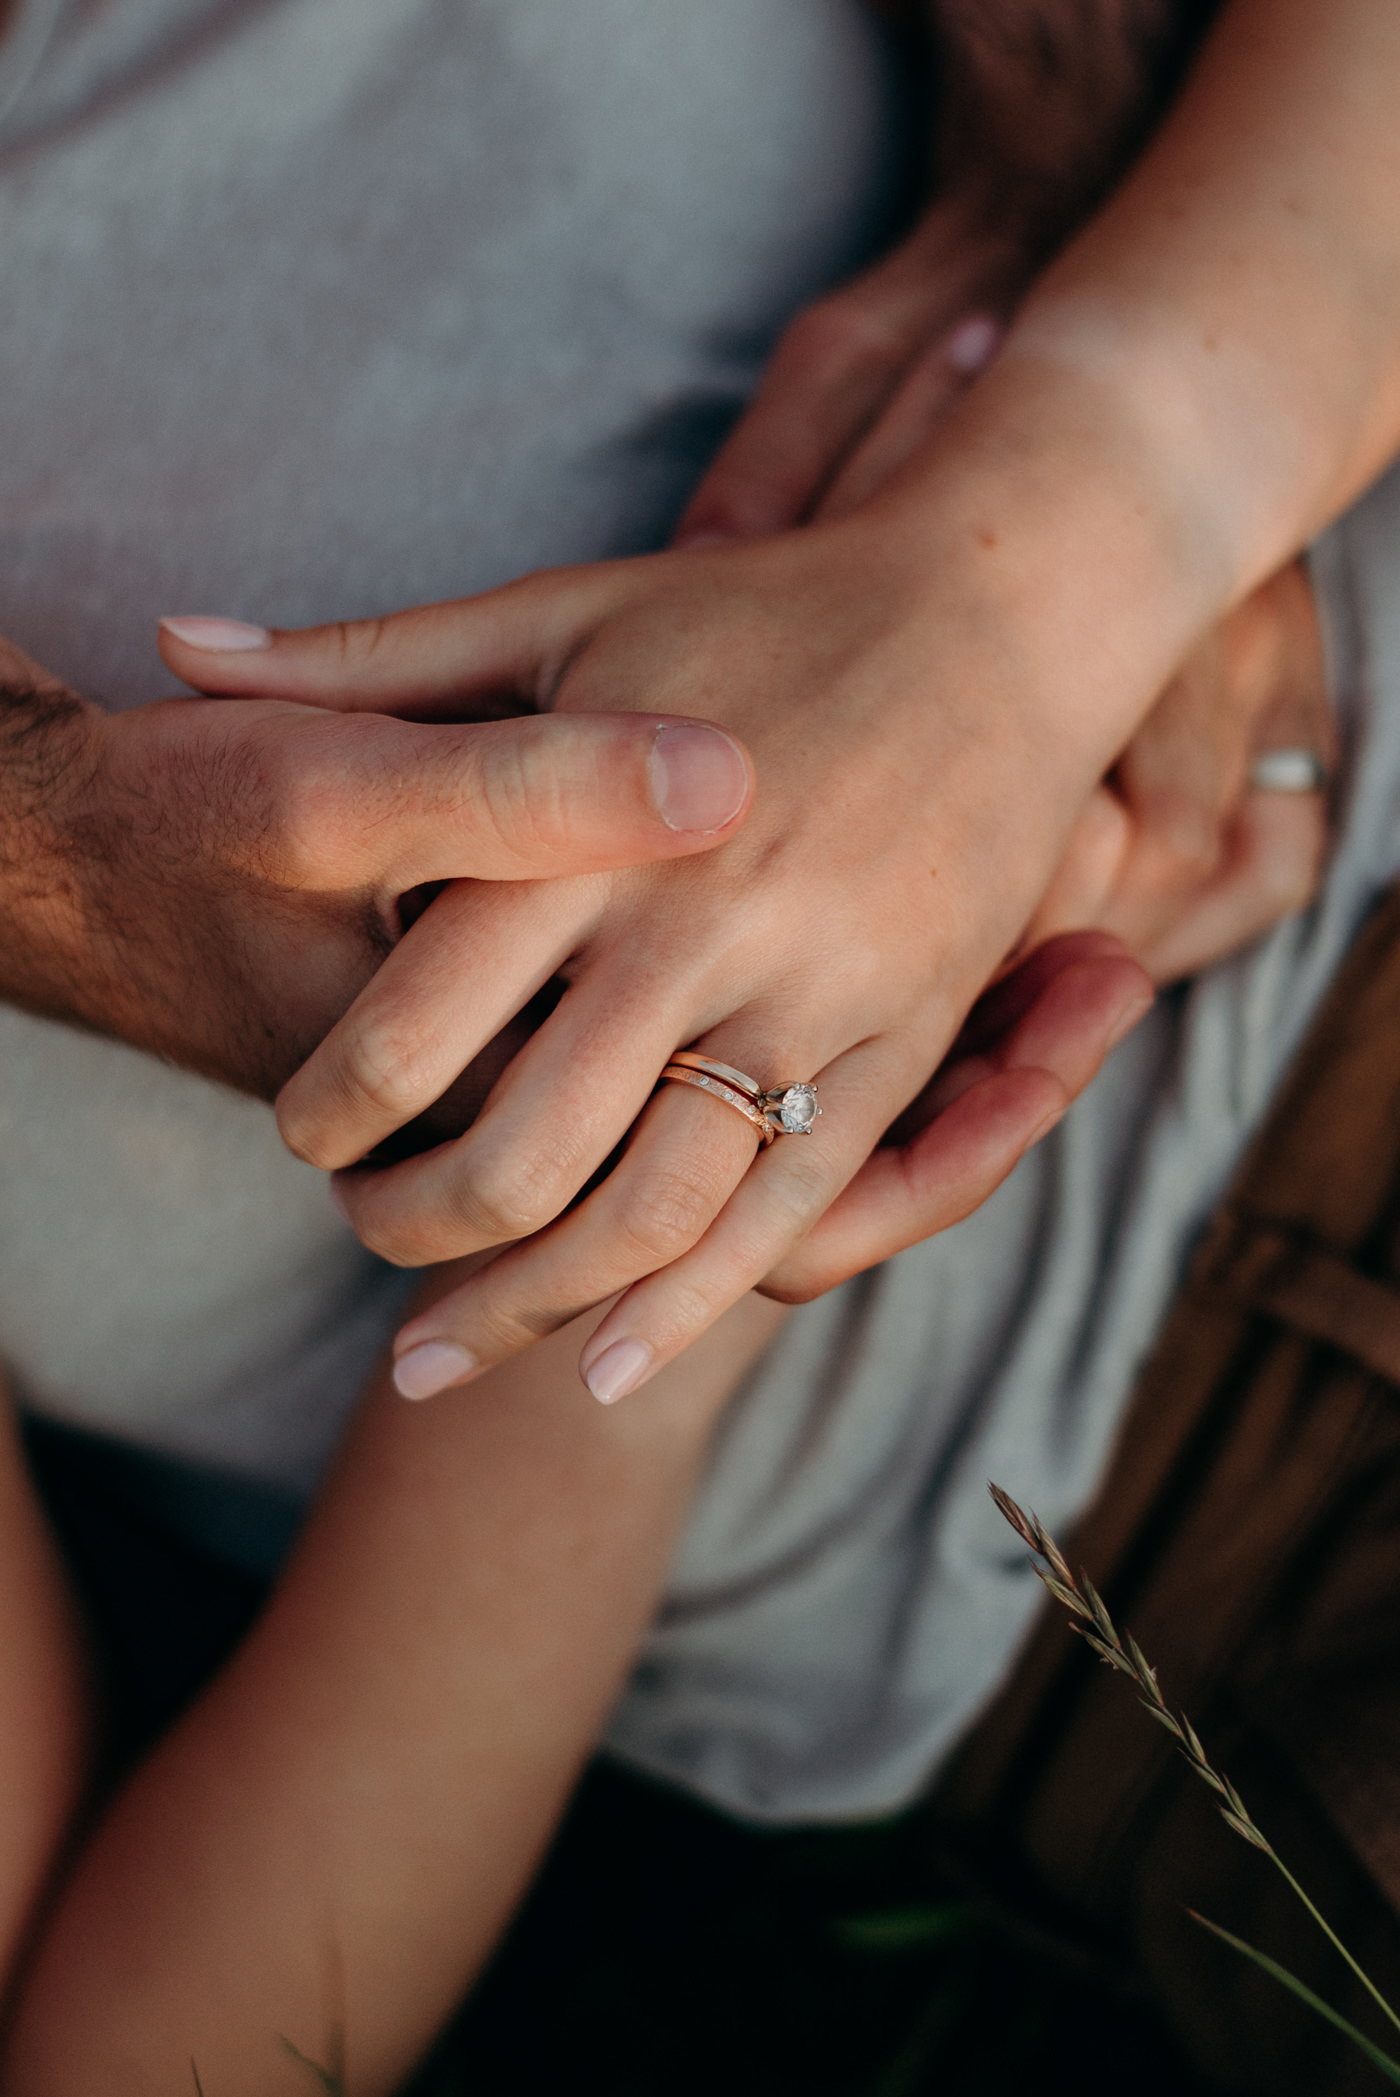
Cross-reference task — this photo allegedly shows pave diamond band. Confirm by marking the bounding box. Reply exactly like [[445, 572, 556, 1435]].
[[661, 1053, 820, 1142], [659, 1064, 776, 1146]]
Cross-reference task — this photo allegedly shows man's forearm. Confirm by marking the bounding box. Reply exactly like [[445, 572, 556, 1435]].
[[0, 670, 106, 1030]]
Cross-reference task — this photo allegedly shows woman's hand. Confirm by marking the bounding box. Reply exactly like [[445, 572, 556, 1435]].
[[162, 0, 1400, 1404], [680, 186, 1333, 1001], [160, 504, 1158, 1403]]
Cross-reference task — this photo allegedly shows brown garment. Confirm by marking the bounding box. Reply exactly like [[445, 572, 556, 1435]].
[[930, 880, 1400, 2093]]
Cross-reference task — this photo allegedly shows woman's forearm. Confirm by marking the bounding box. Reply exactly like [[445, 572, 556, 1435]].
[[1028, 0, 1400, 574], [0, 1397, 90, 2003], [867, 0, 1400, 762], [0, 1291, 785, 2097]]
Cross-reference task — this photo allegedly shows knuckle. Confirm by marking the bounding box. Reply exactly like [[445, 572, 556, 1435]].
[[451, 1161, 557, 1245], [329, 615, 389, 670], [474, 730, 568, 862], [474, 1295, 576, 1357], [354, 1207, 447, 1269], [762, 1154, 831, 1233], [248, 717, 393, 890], [334, 1007, 445, 1125], [327, 1172, 455, 1267], [651, 1272, 731, 1351], [274, 1102, 341, 1173], [617, 1165, 718, 1265], [759, 1263, 826, 1306]]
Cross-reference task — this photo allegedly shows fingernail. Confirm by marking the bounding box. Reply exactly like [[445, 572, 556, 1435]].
[[584, 1337, 653, 1406], [1105, 992, 1154, 1054], [327, 1178, 352, 1224], [943, 314, 1003, 377], [392, 1340, 477, 1401], [159, 615, 272, 652], [650, 722, 749, 833]]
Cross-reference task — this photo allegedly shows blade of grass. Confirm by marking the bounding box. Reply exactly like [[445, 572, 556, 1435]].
[[991, 1484, 1400, 2043], [1253, 1844, 1400, 2043], [1189, 1914, 1400, 2087]]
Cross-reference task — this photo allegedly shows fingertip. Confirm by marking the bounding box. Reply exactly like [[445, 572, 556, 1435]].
[[1001, 954, 1154, 1091], [392, 1340, 478, 1401], [581, 1336, 654, 1405], [942, 313, 1003, 377], [158, 613, 280, 695], [159, 615, 272, 653]]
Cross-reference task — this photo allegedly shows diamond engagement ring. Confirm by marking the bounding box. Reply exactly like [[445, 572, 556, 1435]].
[[661, 1051, 820, 1139]]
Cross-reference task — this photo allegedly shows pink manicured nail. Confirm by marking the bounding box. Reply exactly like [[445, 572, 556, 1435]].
[[650, 723, 748, 834], [160, 615, 272, 652], [584, 1338, 653, 1406], [392, 1341, 477, 1401], [943, 314, 1003, 377]]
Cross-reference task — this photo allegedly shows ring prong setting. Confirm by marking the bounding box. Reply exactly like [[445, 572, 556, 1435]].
[[763, 1082, 819, 1135]]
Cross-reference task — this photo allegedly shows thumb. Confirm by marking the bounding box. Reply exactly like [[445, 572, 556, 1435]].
[[346, 711, 755, 887]]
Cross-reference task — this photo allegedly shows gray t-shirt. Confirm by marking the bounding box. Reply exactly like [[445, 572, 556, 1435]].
[[0, 0, 905, 1488]]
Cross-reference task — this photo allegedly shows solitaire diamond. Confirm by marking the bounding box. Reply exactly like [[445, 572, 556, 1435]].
[[772, 1083, 818, 1134]]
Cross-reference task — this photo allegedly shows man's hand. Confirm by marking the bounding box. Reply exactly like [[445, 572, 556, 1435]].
[[676, 0, 1212, 547], [0, 632, 752, 1099], [1024, 560, 1333, 984]]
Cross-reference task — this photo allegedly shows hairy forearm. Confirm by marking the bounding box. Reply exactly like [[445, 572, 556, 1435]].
[[0, 676, 106, 1027]]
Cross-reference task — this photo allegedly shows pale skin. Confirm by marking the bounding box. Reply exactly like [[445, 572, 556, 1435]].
[[0, 0, 1368, 2085], [167, 0, 1370, 1413]]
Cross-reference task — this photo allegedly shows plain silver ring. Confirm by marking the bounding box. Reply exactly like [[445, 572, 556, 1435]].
[[1248, 748, 1329, 794]]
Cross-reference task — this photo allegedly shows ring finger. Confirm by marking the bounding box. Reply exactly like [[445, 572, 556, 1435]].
[[574, 1033, 921, 1401], [389, 1075, 763, 1396], [391, 1029, 914, 1401]]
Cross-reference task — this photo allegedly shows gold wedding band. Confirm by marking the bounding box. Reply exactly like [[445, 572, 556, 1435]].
[[661, 1051, 821, 1139], [664, 1050, 764, 1100], [660, 1064, 776, 1146]]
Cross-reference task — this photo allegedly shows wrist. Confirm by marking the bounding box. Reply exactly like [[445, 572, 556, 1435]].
[[849, 344, 1235, 787], [1007, 283, 1330, 600]]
